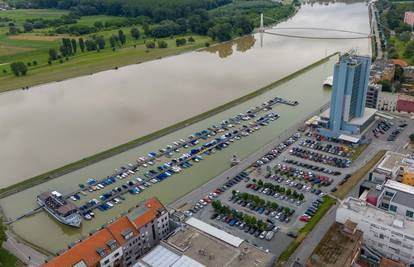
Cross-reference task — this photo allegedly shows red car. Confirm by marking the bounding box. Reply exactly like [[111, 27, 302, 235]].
[[299, 215, 310, 222]]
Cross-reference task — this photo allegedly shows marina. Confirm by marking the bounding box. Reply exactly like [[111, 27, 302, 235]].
[[14, 97, 296, 226]]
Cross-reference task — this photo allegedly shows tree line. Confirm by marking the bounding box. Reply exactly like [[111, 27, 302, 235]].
[[13, 0, 232, 21]]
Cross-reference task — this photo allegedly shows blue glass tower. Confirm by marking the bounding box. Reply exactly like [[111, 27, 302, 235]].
[[328, 54, 371, 134]]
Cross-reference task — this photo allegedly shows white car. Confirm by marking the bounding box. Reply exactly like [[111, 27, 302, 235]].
[[259, 231, 267, 239]]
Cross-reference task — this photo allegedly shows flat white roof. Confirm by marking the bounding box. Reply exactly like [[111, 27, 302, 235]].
[[386, 180, 414, 195], [138, 245, 205, 267], [171, 255, 205, 267], [338, 134, 360, 143], [186, 217, 244, 247], [348, 107, 377, 126], [320, 107, 376, 126], [141, 245, 180, 267]]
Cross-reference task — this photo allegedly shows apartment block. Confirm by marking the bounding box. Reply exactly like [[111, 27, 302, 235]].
[[43, 197, 170, 267]]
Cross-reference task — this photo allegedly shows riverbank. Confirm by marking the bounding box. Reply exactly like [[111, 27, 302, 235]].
[[0, 52, 337, 199], [0, 35, 211, 94]]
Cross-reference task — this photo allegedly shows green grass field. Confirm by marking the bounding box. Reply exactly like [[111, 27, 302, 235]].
[[0, 247, 22, 267], [0, 34, 210, 92], [0, 8, 212, 92]]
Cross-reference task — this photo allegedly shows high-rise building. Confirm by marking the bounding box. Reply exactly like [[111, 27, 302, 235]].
[[319, 53, 377, 139]]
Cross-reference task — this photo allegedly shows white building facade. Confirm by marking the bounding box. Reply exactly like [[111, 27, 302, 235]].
[[336, 197, 414, 264]]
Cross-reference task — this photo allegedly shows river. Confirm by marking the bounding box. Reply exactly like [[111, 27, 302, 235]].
[[0, 0, 369, 253], [0, 0, 369, 187]]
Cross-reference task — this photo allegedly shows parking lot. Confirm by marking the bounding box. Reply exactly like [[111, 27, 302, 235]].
[[177, 113, 414, 259], [180, 130, 351, 256]]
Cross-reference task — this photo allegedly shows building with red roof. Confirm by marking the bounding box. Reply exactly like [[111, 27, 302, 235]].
[[43, 197, 169, 267]]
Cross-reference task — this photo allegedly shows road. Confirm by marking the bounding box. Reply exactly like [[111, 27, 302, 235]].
[[370, 2, 383, 60], [285, 204, 337, 266]]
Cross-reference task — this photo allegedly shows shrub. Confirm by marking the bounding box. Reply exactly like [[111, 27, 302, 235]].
[[145, 41, 155, 48]]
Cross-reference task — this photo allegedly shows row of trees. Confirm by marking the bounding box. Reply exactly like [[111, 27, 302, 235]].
[[252, 179, 305, 201], [18, 0, 232, 22], [211, 200, 269, 231], [232, 191, 293, 215]]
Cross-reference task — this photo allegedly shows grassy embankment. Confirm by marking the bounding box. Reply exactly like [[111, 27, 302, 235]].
[[351, 143, 369, 161], [333, 150, 386, 199], [0, 220, 23, 267], [0, 248, 22, 267], [0, 52, 338, 199], [276, 195, 336, 267]]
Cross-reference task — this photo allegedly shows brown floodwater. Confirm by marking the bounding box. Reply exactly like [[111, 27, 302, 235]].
[[0, 1, 369, 188]]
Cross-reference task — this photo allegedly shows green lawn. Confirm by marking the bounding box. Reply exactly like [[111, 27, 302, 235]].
[[0, 9, 68, 24], [276, 196, 336, 266], [351, 144, 368, 161], [0, 34, 210, 92], [0, 247, 22, 267]]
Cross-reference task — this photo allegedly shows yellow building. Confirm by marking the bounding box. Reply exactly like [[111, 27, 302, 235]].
[[402, 171, 414, 186]]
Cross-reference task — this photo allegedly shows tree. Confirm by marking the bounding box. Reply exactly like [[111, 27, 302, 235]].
[[85, 39, 97, 51], [271, 202, 278, 210], [176, 38, 186, 47], [286, 188, 292, 196], [118, 30, 126, 45], [188, 36, 195, 43], [145, 40, 155, 48], [23, 22, 33, 32], [142, 22, 150, 35], [158, 40, 167, 48], [10, 62, 27, 76], [208, 23, 232, 42], [298, 193, 304, 201], [48, 48, 58, 60], [257, 179, 264, 186], [96, 36, 106, 50], [381, 80, 392, 92], [109, 35, 118, 49], [71, 39, 77, 54], [410, 133, 414, 143], [79, 38, 85, 52], [8, 26, 19, 35], [94, 21, 104, 29], [404, 40, 414, 59], [131, 27, 140, 40]]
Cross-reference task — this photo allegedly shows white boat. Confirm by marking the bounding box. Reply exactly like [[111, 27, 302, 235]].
[[323, 76, 333, 87], [37, 191, 82, 228]]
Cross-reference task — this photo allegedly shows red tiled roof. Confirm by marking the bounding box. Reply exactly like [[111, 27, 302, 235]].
[[133, 197, 164, 229], [43, 229, 116, 267], [43, 198, 165, 267], [380, 258, 407, 267], [106, 216, 139, 245], [391, 59, 408, 68]]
